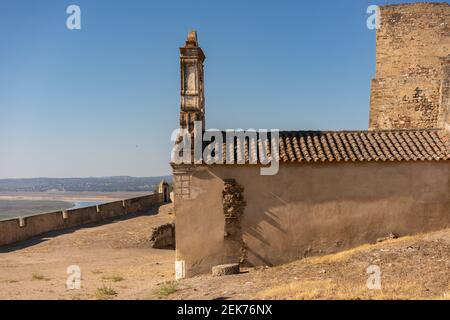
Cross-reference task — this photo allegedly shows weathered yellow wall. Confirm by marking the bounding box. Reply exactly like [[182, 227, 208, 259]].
[[0, 193, 163, 247], [369, 3, 450, 130], [175, 161, 450, 277]]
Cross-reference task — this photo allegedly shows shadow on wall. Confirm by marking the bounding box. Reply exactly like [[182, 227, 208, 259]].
[[207, 162, 450, 268]]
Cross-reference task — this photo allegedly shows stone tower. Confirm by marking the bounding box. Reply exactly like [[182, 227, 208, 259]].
[[369, 3, 450, 130], [179, 31, 206, 132]]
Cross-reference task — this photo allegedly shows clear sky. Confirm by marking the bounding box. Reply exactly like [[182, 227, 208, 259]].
[[0, 0, 439, 178]]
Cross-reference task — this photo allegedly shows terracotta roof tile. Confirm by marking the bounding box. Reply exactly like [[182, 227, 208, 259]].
[[192, 129, 450, 164], [278, 130, 450, 163]]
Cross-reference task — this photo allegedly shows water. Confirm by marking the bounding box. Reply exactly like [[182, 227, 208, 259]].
[[69, 201, 106, 210], [0, 199, 107, 221]]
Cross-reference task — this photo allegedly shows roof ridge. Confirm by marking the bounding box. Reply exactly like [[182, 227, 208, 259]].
[[195, 129, 449, 164], [215, 129, 444, 134], [278, 129, 444, 134]]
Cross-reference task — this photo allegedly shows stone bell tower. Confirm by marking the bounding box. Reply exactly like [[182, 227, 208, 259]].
[[179, 31, 205, 132]]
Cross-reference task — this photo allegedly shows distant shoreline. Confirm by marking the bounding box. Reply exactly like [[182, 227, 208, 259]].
[[0, 191, 153, 202], [0, 176, 171, 194], [0, 192, 154, 220], [0, 199, 75, 220]]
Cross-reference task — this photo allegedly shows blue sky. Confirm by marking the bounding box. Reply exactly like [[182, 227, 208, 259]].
[[0, 0, 440, 178]]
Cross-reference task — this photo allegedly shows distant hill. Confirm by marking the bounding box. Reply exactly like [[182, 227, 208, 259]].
[[0, 176, 172, 192]]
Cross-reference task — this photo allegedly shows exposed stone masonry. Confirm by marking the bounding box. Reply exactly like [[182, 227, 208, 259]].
[[369, 3, 450, 130], [172, 165, 193, 200], [149, 223, 175, 249], [211, 263, 240, 276], [222, 179, 247, 265]]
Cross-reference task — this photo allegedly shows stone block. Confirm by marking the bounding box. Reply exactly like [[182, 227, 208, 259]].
[[211, 263, 240, 276]]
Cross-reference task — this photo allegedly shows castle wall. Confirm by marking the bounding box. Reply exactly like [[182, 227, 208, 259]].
[[174, 162, 450, 277], [442, 61, 450, 130], [369, 3, 450, 130], [0, 193, 163, 247]]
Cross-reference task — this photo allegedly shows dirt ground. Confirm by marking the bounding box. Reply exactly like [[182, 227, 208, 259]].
[[163, 229, 450, 300], [0, 207, 449, 300]]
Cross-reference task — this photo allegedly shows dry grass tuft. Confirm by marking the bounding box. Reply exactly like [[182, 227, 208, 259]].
[[31, 273, 46, 281], [258, 279, 337, 300], [102, 275, 124, 282], [304, 235, 416, 265], [257, 278, 437, 300], [95, 285, 118, 300], [152, 281, 179, 299], [257, 230, 450, 300]]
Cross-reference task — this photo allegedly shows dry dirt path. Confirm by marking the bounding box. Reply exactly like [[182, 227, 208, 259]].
[[1, 207, 448, 300], [0, 205, 174, 300]]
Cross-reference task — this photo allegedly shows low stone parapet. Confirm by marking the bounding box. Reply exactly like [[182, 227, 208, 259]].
[[0, 193, 164, 247]]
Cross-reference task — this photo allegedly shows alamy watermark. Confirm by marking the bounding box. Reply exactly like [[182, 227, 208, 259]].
[[171, 121, 280, 175], [366, 5, 381, 30], [66, 5, 81, 30], [66, 265, 81, 290], [366, 265, 382, 290], [63, 5, 380, 31]]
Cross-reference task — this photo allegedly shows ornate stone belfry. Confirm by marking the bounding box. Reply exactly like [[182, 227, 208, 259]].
[[179, 31, 205, 132]]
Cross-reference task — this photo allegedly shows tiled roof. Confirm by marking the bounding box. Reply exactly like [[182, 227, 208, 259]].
[[202, 129, 450, 164], [276, 129, 449, 163]]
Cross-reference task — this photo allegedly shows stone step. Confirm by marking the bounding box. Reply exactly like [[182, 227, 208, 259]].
[[212, 263, 240, 276]]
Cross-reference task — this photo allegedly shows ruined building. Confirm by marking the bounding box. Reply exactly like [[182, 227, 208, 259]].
[[369, 3, 450, 130], [172, 3, 450, 279]]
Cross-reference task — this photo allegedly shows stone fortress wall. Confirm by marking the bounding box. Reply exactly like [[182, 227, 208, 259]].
[[369, 2, 450, 130], [0, 193, 164, 247]]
